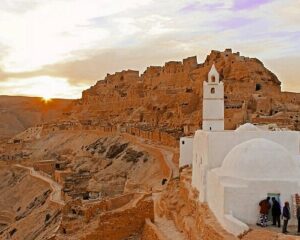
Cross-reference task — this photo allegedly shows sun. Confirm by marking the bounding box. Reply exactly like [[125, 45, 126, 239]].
[[42, 96, 52, 103]]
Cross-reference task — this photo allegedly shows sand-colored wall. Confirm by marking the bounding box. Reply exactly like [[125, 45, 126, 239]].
[[83, 193, 135, 222], [33, 160, 56, 176], [159, 170, 237, 240], [82, 196, 154, 240]]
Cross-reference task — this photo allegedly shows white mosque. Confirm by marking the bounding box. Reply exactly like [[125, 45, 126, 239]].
[[179, 64, 300, 236]]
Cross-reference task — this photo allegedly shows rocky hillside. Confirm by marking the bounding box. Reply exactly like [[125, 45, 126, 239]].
[[1, 49, 299, 142], [69, 49, 299, 137], [0, 164, 60, 240], [0, 96, 72, 140]]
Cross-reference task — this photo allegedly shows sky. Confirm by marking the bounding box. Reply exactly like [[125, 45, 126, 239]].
[[0, 0, 299, 99]]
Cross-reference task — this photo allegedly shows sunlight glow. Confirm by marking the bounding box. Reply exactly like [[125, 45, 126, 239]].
[[0, 76, 89, 99], [42, 96, 52, 103], [0, 0, 152, 72]]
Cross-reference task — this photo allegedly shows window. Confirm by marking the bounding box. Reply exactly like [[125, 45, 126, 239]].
[[255, 84, 261, 91], [211, 75, 216, 82], [211, 88, 215, 94]]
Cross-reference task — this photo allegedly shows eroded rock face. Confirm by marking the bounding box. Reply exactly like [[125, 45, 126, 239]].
[[0, 165, 61, 240], [69, 49, 299, 134]]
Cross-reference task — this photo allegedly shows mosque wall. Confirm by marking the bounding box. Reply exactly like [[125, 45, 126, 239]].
[[202, 120, 224, 132], [179, 137, 194, 167], [192, 131, 209, 201], [192, 129, 300, 202], [206, 170, 226, 222], [227, 181, 300, 225], [207, 172, 249, 236], [207, 170, 300, 236], [206, 130, 300, 170]]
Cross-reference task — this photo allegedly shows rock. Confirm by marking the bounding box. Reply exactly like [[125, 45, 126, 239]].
[[122, 149, 144, 163], [106, 143, 128, 159]]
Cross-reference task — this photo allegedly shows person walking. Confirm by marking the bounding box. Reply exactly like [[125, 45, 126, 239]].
[[259, 197, 271, 227], [271, 197, 281, 227], [282, 201, 291, 234], [297, 205, 300, 234]]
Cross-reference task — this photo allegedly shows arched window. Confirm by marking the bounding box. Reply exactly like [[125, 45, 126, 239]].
[[211, 88, 215, 94], [211, 75, 216, 82]]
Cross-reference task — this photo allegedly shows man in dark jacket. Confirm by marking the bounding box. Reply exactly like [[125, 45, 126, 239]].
[[272, 197, 281, 227], [259, 197, 271, 227], [297, 205, 300, 233], [282, 201, 290, 234]]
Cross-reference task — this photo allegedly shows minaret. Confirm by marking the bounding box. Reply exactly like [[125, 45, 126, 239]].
[[202, 64, 224, 131]]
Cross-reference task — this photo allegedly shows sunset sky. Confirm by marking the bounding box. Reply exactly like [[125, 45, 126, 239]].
[[0, 0, 299, 99]]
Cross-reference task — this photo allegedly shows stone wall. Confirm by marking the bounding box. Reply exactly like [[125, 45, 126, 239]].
[[126, 127, 179, 148], [158, 168, 237, 240], [83, 193, 136, 222], [82, 195, 154, 240], [57, 193, 154, 240], [33, 160, 56, 176]]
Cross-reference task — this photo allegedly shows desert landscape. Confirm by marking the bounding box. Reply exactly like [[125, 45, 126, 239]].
[[0, 48, 299, 240], [1, 1, 300, 239]]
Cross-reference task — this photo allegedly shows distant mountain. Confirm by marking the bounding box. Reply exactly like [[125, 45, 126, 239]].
[[0, 96, 73, 140]]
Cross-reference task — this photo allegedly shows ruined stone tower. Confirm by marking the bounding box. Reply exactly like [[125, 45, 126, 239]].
[[202, 64, 224, 131]]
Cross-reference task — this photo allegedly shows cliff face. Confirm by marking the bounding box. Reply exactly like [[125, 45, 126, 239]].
[[72, 49, 299, 135]]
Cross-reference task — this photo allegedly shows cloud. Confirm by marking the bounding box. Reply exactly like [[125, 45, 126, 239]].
[[0, 0, 299, 97], [0, 36, 203, 84], [0, 0, 41, 13], [0, 76, 87, 99], [232, 0, 273, 10], [179, 2, 225, 13], [0, 0, 153, 72], [217, 17, 256, 30]]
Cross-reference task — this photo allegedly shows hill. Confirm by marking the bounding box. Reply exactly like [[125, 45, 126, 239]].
[[0, 96, 72, 140], [69, 49, 300, 139]]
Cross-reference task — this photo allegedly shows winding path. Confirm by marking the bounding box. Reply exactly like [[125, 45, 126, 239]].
[[122, 133, 178, 178], [14, 164, 65, 206], [121, 133, 186, 239]]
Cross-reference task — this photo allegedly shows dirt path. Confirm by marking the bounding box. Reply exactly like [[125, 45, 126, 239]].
[[122, 133, 186, 238], [14, 164, 65, 206], [152, 192, 187, 240], [155, 216, 187, 240], [122, 133, 178, 178]]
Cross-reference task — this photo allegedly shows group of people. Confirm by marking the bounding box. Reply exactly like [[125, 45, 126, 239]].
[[259, 196, 300, 234]]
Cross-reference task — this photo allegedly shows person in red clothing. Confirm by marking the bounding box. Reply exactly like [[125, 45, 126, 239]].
[[259, 197, 271, 227]]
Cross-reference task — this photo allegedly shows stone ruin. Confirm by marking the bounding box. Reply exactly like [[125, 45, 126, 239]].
[[65, 49, 300, 139]]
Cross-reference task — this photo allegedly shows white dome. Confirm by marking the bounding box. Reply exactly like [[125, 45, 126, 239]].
[[220, 138, 299, 180], [235, 123, 260, 132]]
